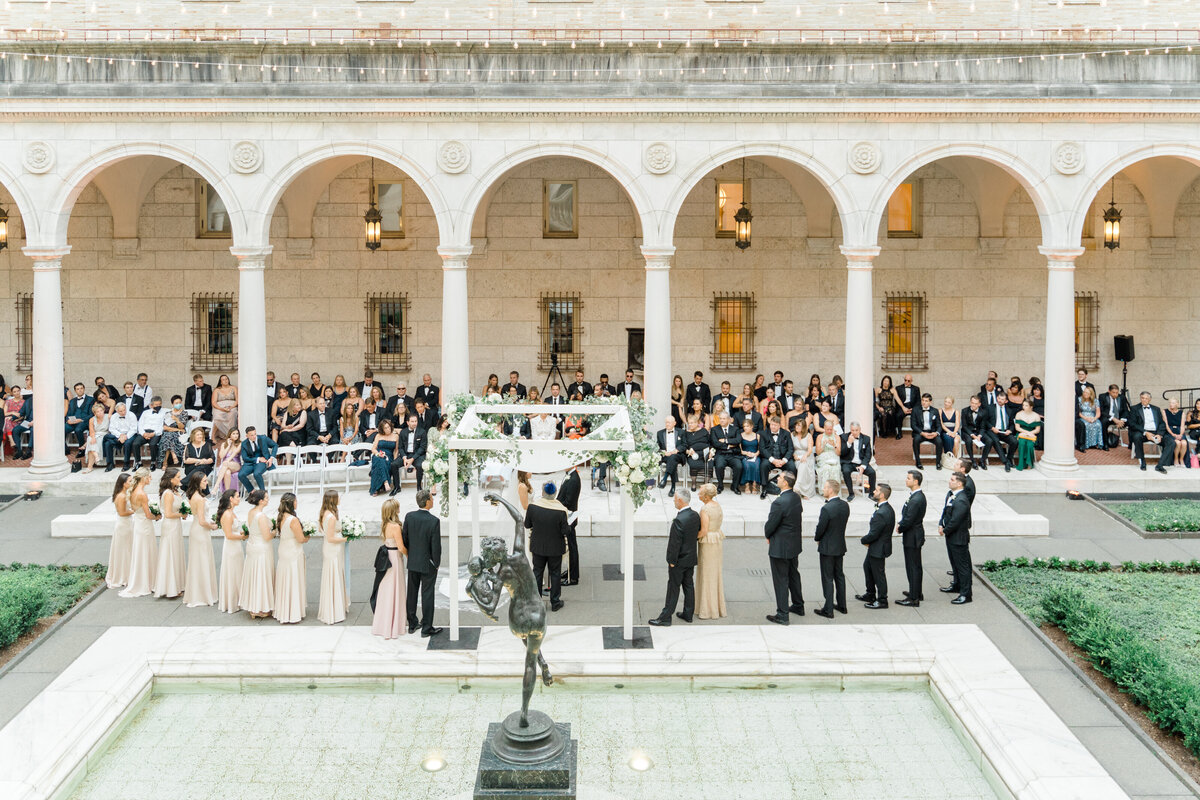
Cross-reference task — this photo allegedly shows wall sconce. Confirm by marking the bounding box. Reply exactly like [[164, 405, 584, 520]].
[[1102, 177, 1121, 251], [0, 205, 9, 251], [734, 157, 751, 251]]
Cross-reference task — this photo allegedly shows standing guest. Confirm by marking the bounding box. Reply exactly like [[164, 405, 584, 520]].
[[277, 398, 308, 453], [738, 418, 762, 495], [238, 489, 274, 619], [764, 472, 805, 625], [939, 397, 960, 462], [404, 490, 444, 636], [504, 371, 528, 400], [959, 396, 987, 468], [839, 422, 876, 501], [369, 419, 400, 496], [695, 483, 728, 620], [330, 374, 349, 415], [106, 473, 134, 589], [751, 374, 767, 402], [183, 472, 218, 608], [874, 376, 901, 439], [308, 373, 326, 404], [354, 368, 379, 399], [237, 426, 277, 493], [758, 417, 795, 498], [372, 499, 408, 637], [306, 396, 336, 448], [269, 386, 291, 441], [1129, 391, 1171, 473], [648, 488, 700, 626], [812, 478, 850, 619], [1099, 384, 1129, 449], [1165, 398, 1189, 467], [264, 371, 278, 420], [82, 400, 110, 473], [182, 427, 215, 479], [566, 370, 592, 402], [116, 381, 144, 419], [1185, 399, 1200, 460], [1014, 399, 1042, 470], [896, 470, 927, 607], [911, 393, 943, 470], [273, 492, 309, 624], [184, 374, 213, 422], [159, 397, 189, 469], [713, 380, 737, 416], [790, 417, 817, 498], [64, 382, 94, 455], [856, 484, 895, 609], [657, 416, 687, 497], [558, 465, 582, 586], [152, 468, 187, 599], [981, 393, 1016, 472], [895, 375, 921, 439], [524, 482, 571, 612], [813, 419, 843, 495], [212, 428, 242, 493], [1074, 369, 1096, 398], [415, 373, 440, 413], [119, 468, 159, 598], [216, 489, 246, 614], [211, 374, 238, 444], [317, 490, 348, 625], [396, 414, 428, 493], [940, 473, 974, 604], [709, 412, 743, 495], [615, 369, 641, 402], [685, 371, 712, 413]]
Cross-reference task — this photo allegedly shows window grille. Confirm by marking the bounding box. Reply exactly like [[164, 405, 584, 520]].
[[365, 293, 411, 371], [538, 293, 584, 370], [881, 292, 928, 370], [15, 293, 32, 371], [190, 293, 237, 371], [710, 293, 756, 370], [1075, 292, 1100, 372]]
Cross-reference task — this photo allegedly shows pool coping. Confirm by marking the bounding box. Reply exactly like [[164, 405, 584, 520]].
[[0, 624, 1129, 800]]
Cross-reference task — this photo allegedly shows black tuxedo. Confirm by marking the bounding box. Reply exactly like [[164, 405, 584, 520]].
[[860, 501, 895, 602], [940, 490, 973, 599], [525, 503, 571, 604], [558, 469, 582, 582], [386, 395, 415, 426], [982, 402, 1017, 466], [758, 428, 795, 486], [959, 406, 988, 461], [503, 382, 527, 400], [711, 393, 738, 414], [402, 508, 441, 634], [656, 427, 687, 489], [353, 380, 379, 399], [827, 390, 846, 425], [911, 405, 943, 462], [118, 393, 144, 419], [896, 384, 921, 414], [357, 408, 383, 441], [764, 490, 804, 619], [415, 407, 438, 432], [566, 381, 593, 400], [305, 407, 337, 443], [1129, 403, 1172, 468], [898, 489, 927, 600], [656, 507, 700, 623], [779, 393, 803, 419], [685, 382, 711, 413], [414, 384, 440, 412], [733, 408, 763, 433], [395, 426, 428, 488], [814, 497, 850, 614], [1074, 380, 1096, 398], [839, 433, 876, 495], [614, 380, 641, 401], [264, 382, 278, 419], [184, 384, 213, 421], [708, 424, 743, 491], [502, 418, 531, 438]]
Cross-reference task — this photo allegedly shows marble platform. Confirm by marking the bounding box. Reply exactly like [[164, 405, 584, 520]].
[[0, 624, 1127, 800]]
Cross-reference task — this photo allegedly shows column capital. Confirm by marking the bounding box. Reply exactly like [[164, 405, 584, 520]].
[[438, 244, 473, 269], [839, 244, 880, 269], [641, 245, 675, 270], [231, 246, 272, 270], [23, 245, 71, 268], [1038, 245, 1085, 268]]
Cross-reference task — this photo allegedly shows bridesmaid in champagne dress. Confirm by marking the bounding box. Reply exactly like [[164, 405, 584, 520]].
[[317, 490, 348, 625], [239, 489, 275, 618], [152, 468, 187, 598], [119, 468, 159, 598], [273, 492, 309, 624], [216, 490, 246, 613], [371, 499, 407, 639], [105, 473, 134, 589], [695, 484, 728, 620], [182, 472, 218, 607]]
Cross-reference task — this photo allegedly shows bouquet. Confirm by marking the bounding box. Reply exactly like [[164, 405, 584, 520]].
[[148, 503, 161, 517], [302, 522, 318, 538], [210, 512, 219, 526], [340, 517, 365, 541], [179, 501, 191, 518], [240, 523, 250, 537]]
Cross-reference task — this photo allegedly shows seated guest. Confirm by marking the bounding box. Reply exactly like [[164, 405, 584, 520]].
[[277, 398, 308, 454], [840, 422, 876, 501], [939, 396, 960, 458], [4, 385, 27, 457], [738, 418, 762, 495], [358, 398, 383, 443], [396, 414, 428, 493], [1076, 387, 1103, 452], [103, 402, 135, 471], [128, 395, 167, 470], [269, 387, 291, 440], [804, 384, 825, 416], [504, 371, 527, 400], [82, 400, 110, 473], [159, 396, 190, 468], [959, 395, 987, 468], [296, 387, 315, 412], [688, 398, 708, 428], [308, 372, 326, 404], [12, 392, 33, 460], [530, 411, 558, 441], [733, 396, 763, 434], [911, 393, 943, 470], [91, 376, 115, 406], [526, 386, 542, 404], [285, 372, 305, 402], [978, 375, 1002, 407], [684, 416, 711, 478], [368, 385, 387, 411], [708, 411, 743, 494], [1098, 384, 1128, 449], [330, 374, 349, 414], [1015, 399, 1043, 470], [369, 419, 401, 496], [809, 399, 843, 440], [93, 386, 116, 414], [64, 382, 94, 455], [182, 427, 215, 479], [758, 417, 795, 498], [1185, 399, 1200, 459], [132, 373, 154, 411], [1129, 391, 1171, 473], [615, 369, 641, 402], [338, 404, 360, 452], [780, 380, 804, 430], [757, 387, 777, 416], [566, 370, 592, 402], [709, 400, 728, 432], [1006, 377, 1025, 405], [265, 370, 278, 418], [592, 381, 611, 398], [481, 373, 501, 396], [769, 370, 787, 400], [546, 382, 568, 410], [657, 416, 687, 496], [712, 380, 737, 416], [1165, 398, 1189, 468], [184, 373, 213, 421], [415, 373, 440, 414], [237, 426, 277, 492], [826, 383, 846, 427], [414, 398, 438, 431], [387, 382, 414, 426], [894, 374, 921, 438], [751, 374, 767, 402], [981, 393, 1016, 472], [306, 396, 337, 447], [342, 385, 362, 417]]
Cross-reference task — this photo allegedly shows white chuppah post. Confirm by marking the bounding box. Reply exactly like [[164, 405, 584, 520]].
[[448, 450, 460, 642], [621, 492, 635, 640], [471, 467, 482, 556]]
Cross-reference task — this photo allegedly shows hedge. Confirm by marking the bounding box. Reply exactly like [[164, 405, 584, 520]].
[[1109, 500, 1200, 533], [981, 556, 1200, 574], [0, 563, 105, 651], [0, 581, 48, 649]]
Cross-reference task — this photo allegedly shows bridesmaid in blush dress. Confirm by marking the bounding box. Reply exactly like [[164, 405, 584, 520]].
[[239, 489, 275, 618], [182, 471, 218, 607], [105, 473, 134, 589], [152, 468, 187, 599], [317, 490, 348, 625], [371, 499, 407, 639], [273, 492, 309, 624], [119, 468, 159, 598], [216, 490, 246, 613]]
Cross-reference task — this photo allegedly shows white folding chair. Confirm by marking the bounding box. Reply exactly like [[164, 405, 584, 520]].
[[187, 420, 214, 438], [323, 444, 351, 490], [269, 445, 300, 490], [345, 442, 375, 490], [293, 444, 327, 493]]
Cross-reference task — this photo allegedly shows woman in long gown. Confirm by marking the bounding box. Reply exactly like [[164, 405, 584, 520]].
[[273, 492, 309, 624], [105, 473, 134, 589], [790, 418, 817, 499], [317, 490, 348, 625], [1077, 387, 1103, 451], [695, 484, 727, 620], [212, 428, 242, 494], [212, 374, 238, 444], [239, 489, 275, 618], [738, 419, 760, 493], [1015, 400, 1043, 471], [814, 420, 843, 497], [372, 499, 408, 638], [182, 471, 218, 607], [369, 419, 399, 496], [152, 468, 187, 598], [119, 468, 159, 598], [216, 489, 246, 613]]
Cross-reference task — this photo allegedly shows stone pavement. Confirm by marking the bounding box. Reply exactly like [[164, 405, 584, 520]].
[[1, 491, 1198, 799]]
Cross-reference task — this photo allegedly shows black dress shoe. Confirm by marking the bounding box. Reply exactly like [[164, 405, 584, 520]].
[[846, 494, 854, 503], [1139, 463, 1147, 471], [1155, 465, 1168, 474], [854, 593, 875, 603], [388, 487, 399, 496], [939, 585, 958, 593], [765, 613, 789, 625], [895, 433, 903, 440], [951, 595, 972, 605], [834, 605, 848, 615], [667, 487, 674, 497], [675, 612, 693, 623], [935, 463, 943, 470], [597, 480, 608, 492], [914, 461, 923, 470], [946, 570, 953, 576], [759, 491, 768, 499], [788, 604, 805, 616], [1004, 464, 1011, 472], [104, 464, 115, 472], [407, 625, 418, 635], [865, 600, 889, 609], [550, 601, 564, 612], [648, 617, 671, 627], [812, 608, 834, 619], [896, 598, 919, 607], [979, 461, 988, 470], [421, 627, 445, 637]]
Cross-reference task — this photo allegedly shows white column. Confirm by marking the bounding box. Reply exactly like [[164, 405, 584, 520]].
[[1039, 246, 1085, 473], [233, 247, 270, 435], [841, 245, 880, 435], [642, 246, 674, 424], [439, 246, 472, 398], [24, 247, 71, 480]]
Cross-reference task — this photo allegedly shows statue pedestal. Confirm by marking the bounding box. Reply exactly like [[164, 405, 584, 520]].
[[474, 712, 577, 799]]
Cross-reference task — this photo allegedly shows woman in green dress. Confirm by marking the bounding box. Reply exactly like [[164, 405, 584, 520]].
[[1015, 399, 1043, 470]]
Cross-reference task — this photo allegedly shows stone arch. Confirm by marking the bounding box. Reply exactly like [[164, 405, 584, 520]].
[[1070, 143, 1200, 243], [0, 162, 41, 244]]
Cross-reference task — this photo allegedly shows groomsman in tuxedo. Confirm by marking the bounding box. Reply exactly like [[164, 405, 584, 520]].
[[557, 465, 582, 586], [769, 371, 787, 401], [566, 370, 592, 402], [415, 374, 440, 414], [657, 416, 687, 496], [779, 380, 802, 422], [1129, 391, 1172, 473], [118, 381, 144, 419], [895, 374, 921, 439], [708, 412, 743, 494], [306, 396, 336, 447], [758, 418, 795, 498], [237, 426, 278, 492], [614, 370, 641, 402], [856, 483, 895, 609], [733, 396, 763, 433], [982, 394, 1017, 471], [184, 374, 213, 422], [358, 399, 383, 443], [265, 371, 278, 419], [839, 422, 876, 501], [1074, 368, 1096, 399], [1099, 384, 1129, 449], [826, 382, 846, 427], [685, 371, 711, 413], [813, 479, 849, 619], [896, 469, 927, 607], [353, 368, 379, 400], [403, 490, 443, 637], [764, 472, 805, 625], [524, 482, 571, 611], [504, 371, 527, 400], [64, 383, 94, 454], [911, 393, 943, 469], [387, 382, 415, 426], [959, 395, 988, 467], [712, 381, 737, 415], [413, 398, 438, 431], [939, 472, 973, 604], [394, 414, 427, 494], [649, 488, 700, 626]]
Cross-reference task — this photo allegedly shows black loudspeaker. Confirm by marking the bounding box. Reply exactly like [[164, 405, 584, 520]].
[[1114, 335, 1135, 362]]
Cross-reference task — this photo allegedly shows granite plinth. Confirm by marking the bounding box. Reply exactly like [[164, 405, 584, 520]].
[[475, 721, 577, 800]]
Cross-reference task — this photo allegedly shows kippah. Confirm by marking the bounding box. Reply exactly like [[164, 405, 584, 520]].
[[543, 481, 557, 496]]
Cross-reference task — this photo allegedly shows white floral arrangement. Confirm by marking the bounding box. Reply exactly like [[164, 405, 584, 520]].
[[179, 501, 191, 518], [302, 522, 318, 538], [147, 502, 161, 517], [340, 517, 365, 540]]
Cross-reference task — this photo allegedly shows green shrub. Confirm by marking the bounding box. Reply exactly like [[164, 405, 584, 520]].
[[0, 564, 104, 650], [1110, 500, 1200, 532], [0, 581, 48, 649]]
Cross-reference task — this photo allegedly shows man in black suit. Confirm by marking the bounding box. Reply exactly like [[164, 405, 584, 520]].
[[1129, 391, 1172, 473], [117, 381, 144, 419], [413, 398, 438, 432], [826, 382, 846, 427], [566, 370, 592, 402], [395, 414, 427, 494], [353, 368, 379, 400], [1074, 369, 1096, 399], [546, 383, 568, 411], [712, 380, 737, 416], [305, 396, 336, 447], [911, 393, 943, 469], [614, 370, 641, 402], [685, 371, 711, 413], [657, 416, 687, 496], [415, 373, 440, 414], [649, 489, 701, 626], [896, 469, 927, 607], [895, 374, 921, 439], [265, 371, 278, 420], [764, 472, 805, 625], [595, 374, 612, 396], [959, 395, 988, 467], [957, 458, 977, 506], [856, 484, 895, 609], [769, 370, 786, 401], [358, 399, 383, 443], [1098, 384, 1129, 450], [708, 411, 743, 494], [939, 473, 973, 604], [285, 372, 305, 403], [778, 380, 802, 423], [403, 490, 443, 636], [977, 376, 1001, 408], [813, 478, 850, 619], [504, 371, 527, 400], [982, 393, 1016, 472], [733, 396, 763, 433], [387, 382, 415, 427], [758, 418, 795, 498], [557, 465, 582, 586], [839, 422, 876, 501], [524, 482, 572, 611], [184, 374, 213, 421]]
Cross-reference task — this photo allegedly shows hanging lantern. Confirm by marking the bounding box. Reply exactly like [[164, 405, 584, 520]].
[[734, 156, 752, 251], [364, 159, 382, 251], [0, 206, 8, 251], [1102, 178, 1121, 251]]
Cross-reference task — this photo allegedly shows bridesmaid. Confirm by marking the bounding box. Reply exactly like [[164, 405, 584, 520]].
[[239, 489, 275, 619], [105, 473, 134, 589], [371, 499, 407, 638], [182, 471, 218, 607], [317, 490, 348, 625], [119, 468, 159, 598], [273, 492, 309, 624], [216, 489, 246, 614], [152, 468, 187, 599]]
